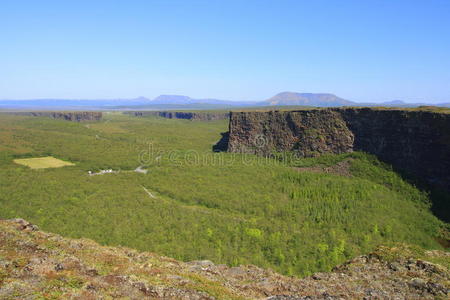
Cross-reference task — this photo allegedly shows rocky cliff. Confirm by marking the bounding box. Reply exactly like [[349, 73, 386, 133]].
[[1, 219, 448, 299], [7, 111, 103, 122], [125, 111, 229, 121], [226, 108, 450, 193]]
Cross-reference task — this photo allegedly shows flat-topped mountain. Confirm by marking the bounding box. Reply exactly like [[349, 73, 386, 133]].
[[264, 92, 354, 107]]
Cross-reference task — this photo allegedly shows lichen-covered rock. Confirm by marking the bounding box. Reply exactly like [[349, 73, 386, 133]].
[[0, 219, 448, 299]]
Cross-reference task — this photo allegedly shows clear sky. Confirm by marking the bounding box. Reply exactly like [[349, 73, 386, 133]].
[[1, 0, 450, 102]]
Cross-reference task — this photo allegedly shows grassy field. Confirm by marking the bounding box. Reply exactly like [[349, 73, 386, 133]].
[[0, 112, 447, 277], [13, 156, 75, 169]]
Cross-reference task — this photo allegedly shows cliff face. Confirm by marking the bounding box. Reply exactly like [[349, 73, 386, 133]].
[[1, 219, 449, 299], [126, 111, 229, 121], [228, 110, 354, 156], [8, 111, 102, 122], [227, 108, 450, 192], [339, 108, 450, 191]]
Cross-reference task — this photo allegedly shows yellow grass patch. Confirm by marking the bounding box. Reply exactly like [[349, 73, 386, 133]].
[[13, 156, 75, 169]]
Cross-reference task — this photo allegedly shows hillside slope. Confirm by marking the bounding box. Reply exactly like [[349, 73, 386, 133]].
[[0, 219, 449, 299]]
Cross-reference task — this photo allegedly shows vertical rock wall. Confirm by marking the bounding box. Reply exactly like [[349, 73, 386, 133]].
[[226, 108, 450, 192], [125, 111, 229, 121], [6, 111, 103, 121]]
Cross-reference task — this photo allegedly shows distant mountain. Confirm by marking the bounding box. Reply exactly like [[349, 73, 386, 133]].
[[0, 98, 151, 109], [0, 93, 448, 110], [359, 100, 450, 108], [263, 92, 354, 107], [0, 95, 257, 110], [152, 95, 194, 104], [151, 95, 257, 106], [381, 100, 406, 106]]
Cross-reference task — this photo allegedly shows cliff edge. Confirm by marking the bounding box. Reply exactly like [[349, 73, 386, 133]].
[[6, 111, 103, 122], [0, 219, 449, 299], [125, 111, 229, 121]]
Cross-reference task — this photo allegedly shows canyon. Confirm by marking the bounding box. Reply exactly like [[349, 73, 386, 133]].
[[125, 111, 230, 121], [225, 108, 450, 210], [5, 111, 103, 122]]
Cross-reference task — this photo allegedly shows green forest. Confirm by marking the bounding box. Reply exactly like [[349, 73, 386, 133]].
[[0, 113, 447, 277]]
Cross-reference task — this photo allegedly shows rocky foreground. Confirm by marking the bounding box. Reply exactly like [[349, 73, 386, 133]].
[[0, 219, 449, 299]]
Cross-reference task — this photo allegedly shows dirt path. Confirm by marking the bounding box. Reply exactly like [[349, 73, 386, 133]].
[[293, 158, 353, 177], [142, 186, 157, 199]]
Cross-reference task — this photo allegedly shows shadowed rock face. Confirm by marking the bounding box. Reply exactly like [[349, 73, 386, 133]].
[[226, 108, 450, 193], [7, 111, 103, 122], [125, 111, 229, 121], [338, 108, 450, 190], [213, 132, 230, 152]]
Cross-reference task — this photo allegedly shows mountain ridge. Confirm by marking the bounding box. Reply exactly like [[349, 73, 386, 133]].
[[1, 92, 449, 109], [263, 92, 354, 107]]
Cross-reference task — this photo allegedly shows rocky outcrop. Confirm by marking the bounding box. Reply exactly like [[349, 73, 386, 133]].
[[1, 219, 448, 299], [125, 111, 229, 121], [7, 111, 103, 122], [226, 108, 450, 193], [227, 110, 354, 156]]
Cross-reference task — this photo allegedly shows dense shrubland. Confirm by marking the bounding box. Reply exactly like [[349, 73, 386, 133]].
[[0, 113, 446, 276]]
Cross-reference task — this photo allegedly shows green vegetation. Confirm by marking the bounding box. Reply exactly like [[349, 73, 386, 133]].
[[0, 113, 447, 277]]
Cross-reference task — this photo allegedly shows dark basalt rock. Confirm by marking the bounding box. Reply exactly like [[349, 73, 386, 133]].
[[225, 108, 450, 208], [227, 110, 354, 156], [125, 111, 229, 121], [7, 111, 102, 122]]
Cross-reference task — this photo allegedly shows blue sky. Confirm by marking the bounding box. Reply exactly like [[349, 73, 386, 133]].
[[1, 0, 449, 102]]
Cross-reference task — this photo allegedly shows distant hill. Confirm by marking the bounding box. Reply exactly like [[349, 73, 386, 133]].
[[152, 95, 194, 104], [263, 92, 354, 107], [0, 98, 152, 109], [151, 94, 256, 106], [360, 100, 450, 108], [381, 100, 407, 106], [0, 95, 256, 110], [0, 93, 448, 110]]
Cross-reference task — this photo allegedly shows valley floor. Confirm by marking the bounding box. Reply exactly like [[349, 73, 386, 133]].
[[0, 113, 448, 279]]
